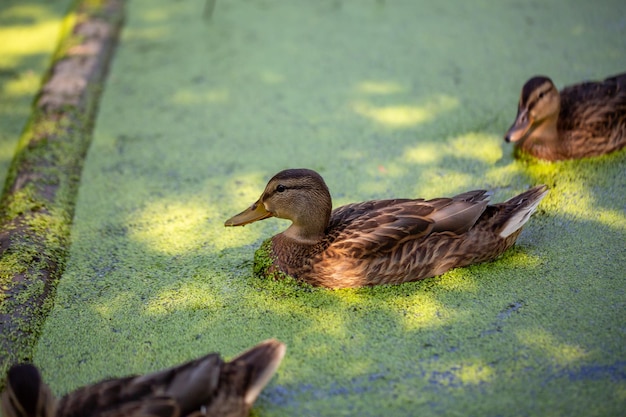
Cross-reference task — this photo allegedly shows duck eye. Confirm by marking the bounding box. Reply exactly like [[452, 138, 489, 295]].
[[538, 92, 545, 99], [276, 184, 286, 193]]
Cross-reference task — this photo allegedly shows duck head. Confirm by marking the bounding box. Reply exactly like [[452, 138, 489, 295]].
[[505, 76, 560, 143], [225, 169, 332, 244]]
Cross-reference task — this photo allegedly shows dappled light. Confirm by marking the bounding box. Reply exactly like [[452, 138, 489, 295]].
[[356, 81, 404, 95], [0, 10, 68, 65], [402, 132, 503, 167], [517, 328, 588, 365], [221, 171, 271, 210], [4, 0, 621, 415], [260, 70, 286, 85], [2, 70, 41, 97], [0, 1, 74, 187], [398, 295, 457, 331], [403, 143, 441, 164], [455, 362, 494, 385], [93, 292, 135, 320], [141, 8, 170, 23], [448, 133, 503, 164], [143, 283, 219, 316], [0, 142, 16, 172], [1, 20, 65, 61], [431, 268, 479, 292], [351, 95, 459, 128], [128, 200, 212, 255], [533, 168, 626, 228]]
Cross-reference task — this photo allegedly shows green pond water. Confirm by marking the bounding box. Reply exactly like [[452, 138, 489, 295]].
[[0, 0, 74, 188], [17, 0, 626, 415]]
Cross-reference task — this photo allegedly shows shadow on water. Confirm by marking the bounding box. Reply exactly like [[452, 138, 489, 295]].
[[34, 143, 626, 416], [31, 0, 626, 416]]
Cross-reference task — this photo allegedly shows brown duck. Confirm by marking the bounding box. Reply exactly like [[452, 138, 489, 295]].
[[504, 72, 626, 160], [1, 339, 285, 417], [225, 169, 548, 288]]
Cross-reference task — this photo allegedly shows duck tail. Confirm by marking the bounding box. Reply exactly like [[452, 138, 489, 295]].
[[230, 339, 286, 407], [497, 185, 548, 238]]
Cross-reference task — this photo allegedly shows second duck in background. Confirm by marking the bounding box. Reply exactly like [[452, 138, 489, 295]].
[[504, 72, 626, 161], [225, 169, 548, 289]]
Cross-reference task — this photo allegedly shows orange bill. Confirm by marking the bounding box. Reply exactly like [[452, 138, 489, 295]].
[[504, 108, 531, 143], [225, 200, 273, 226]]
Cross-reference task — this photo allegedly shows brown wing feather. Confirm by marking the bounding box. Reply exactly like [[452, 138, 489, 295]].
[[559, 72, 626, 154], [327, 201, 436, 257], [325, 190, 489, 259], [328, 198, 419, 228], [57, 354, 224, 417], [95, 397, 180, 417]]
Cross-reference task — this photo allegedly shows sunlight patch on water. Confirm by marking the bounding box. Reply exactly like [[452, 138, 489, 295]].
[[128, 201, 209, 255], [144, 284, 218, 316], [400, 295, 455, 331], [351, 95, 458, 128], [528, 175, 626, 230], [142, 8, 170, 22], [356, 81, 404, 95], [456, 362, 495, 385], [449, 133, 503, 163], [260, 70, 286, 84], [1, 70, 42, 97], [0, 15, 65, 66], [404, 143, 441, 164], [93, 292, 133, 319], [517, 328, 588, 365]]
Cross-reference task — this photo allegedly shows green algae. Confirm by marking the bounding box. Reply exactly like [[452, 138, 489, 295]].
[[0, 0, 75, 187], [27, 0, 626, 416], [252, 238, 303, 285]]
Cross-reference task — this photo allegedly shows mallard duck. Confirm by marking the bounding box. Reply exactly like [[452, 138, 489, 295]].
[[224, 169, 548, 288], [1, 339, 285, 417], [504, 73, 626, 160]]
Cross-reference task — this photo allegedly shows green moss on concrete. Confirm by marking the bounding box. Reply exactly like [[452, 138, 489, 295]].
[[0, 111, 80, 386], [0, 0, 124, 387], [31, 0, 626, 416]]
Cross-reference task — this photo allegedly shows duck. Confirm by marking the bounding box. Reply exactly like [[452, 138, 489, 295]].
[[224, 168, 548, 288], [504, 72, 626, 160], [0, 339, 285, 417]]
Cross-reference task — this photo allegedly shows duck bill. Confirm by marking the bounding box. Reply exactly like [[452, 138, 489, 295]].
[[504, 109, 532, 143], [225, 200, 273, 227]]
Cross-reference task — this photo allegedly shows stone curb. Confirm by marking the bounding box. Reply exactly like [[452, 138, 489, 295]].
[[0, 0, 125, 382]]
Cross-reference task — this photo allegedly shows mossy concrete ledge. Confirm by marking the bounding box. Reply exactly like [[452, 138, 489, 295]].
[[0, 0, 124, 380]]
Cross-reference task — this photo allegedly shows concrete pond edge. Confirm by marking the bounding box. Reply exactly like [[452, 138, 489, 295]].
[[0, 0, 125, 384]]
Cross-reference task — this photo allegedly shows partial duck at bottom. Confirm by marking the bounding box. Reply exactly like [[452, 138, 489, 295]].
[[1, 339, 285, 417], [225, 168, 548, 288]]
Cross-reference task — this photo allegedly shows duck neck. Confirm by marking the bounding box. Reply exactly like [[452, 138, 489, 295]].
[[282, 213, 328, 245], [520, 114, 563, 158]]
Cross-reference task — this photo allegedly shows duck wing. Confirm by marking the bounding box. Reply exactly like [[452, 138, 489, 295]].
[[93, 397, 180, 417], [560, 73, 626, 136], [56, 354, 223, 417], [201, 338, 286, 417], [56, 339, 285, 417], [326, 190, 489, 258]]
